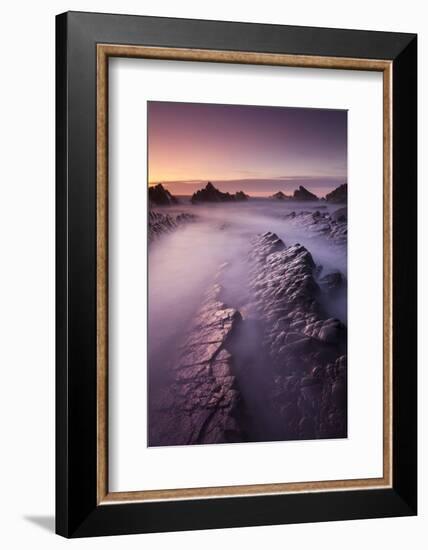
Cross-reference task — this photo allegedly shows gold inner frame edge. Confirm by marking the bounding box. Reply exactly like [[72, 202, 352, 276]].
[[96, 44, 393, 505]]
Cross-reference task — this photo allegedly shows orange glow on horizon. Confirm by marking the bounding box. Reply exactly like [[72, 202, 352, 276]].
[[147, 102, 347, 198]]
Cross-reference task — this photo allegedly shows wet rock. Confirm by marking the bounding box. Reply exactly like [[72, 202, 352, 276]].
[[318, 320, 344, 344], [244, 232, 347, 440], [148, 209, 196, 243], [299, 416, 316, 438], [331, 206, 347, 222], [148, 183, 178, 205], [325, 183, 347, 203], [283, 209, 347, 247], [332, 378, 347, 408], [191, 182, 249, 203], [149, 284, 246, 446]]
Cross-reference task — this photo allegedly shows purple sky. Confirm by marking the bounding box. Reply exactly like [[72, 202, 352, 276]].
[[148, 101, 347, 197]]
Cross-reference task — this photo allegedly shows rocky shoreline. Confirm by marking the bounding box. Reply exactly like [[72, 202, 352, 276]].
[[149, 283, 246, 446], [148, 222, 347, 445], [149, 181, 347, 204], [282, 208, 347, 247], [243, 232, 347, 440], [148, 209, 196, 243]]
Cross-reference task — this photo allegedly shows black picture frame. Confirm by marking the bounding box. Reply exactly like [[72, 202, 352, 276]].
[[56, 11, 417, 538]]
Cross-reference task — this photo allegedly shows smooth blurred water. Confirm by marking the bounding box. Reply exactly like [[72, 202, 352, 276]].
[[148, 199, 347, 382]]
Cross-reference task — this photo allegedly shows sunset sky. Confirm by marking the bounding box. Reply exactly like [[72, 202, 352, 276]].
[[147, 101, 347, 197]]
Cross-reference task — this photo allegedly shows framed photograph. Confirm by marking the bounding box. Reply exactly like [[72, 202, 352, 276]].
[[56, 11, 417, 537]]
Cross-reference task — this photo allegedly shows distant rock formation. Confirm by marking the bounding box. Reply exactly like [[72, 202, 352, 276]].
[[235, 190, 250, 201], [292, 185, 319, 201], [325, 183, 347, 203], [148, 210, 196, 243], [191, 182, 249, 203], [149, 183, 178, 206], [271, 191, 291, 200]]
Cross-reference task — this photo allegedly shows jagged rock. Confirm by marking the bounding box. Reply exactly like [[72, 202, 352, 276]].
[[283, 210, 347, 246], [271, 191, 291, 200], [149, 224, 347, 445], [149, 284, 246, 446], [191, 182, 249, 203], [292, 185, 319, 201], [317, 319, 345, 344], [235, 190, 249, 201], [148, 210, 196, 243], [149, 183, 178, 205], [242, 232, 347, 439], [325, 183, 347, 203]]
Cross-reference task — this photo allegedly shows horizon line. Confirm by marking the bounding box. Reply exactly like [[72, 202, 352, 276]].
[[148, 175, 346, 186], [148, 179, 346, 199]]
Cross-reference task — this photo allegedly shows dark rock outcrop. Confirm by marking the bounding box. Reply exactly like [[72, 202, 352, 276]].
[[149, 183, 178, 205], [191, 182, 249, 203], [283, 209, 347, 246], [331, 206, 347, 222], [149, 284, 246, 446], [148, 210, 196, 243], [241, 232, 347, 439], [235, 190, 250, 201], [325, 183, 347, 203], [271, 191, 291, 200], [148, 223, 347, 445], [293, 185, 319, 201]]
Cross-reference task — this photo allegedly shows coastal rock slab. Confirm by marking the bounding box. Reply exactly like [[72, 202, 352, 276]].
[[283, 208, 347, 246], [149, 284, 246, 446], [148, 209, 196, 243], [244, 232, 347, 439]]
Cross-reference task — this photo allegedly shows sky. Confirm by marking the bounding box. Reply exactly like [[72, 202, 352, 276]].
[[147, 101, 347, 197]]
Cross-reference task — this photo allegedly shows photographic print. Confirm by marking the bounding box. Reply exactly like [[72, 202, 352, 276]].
[[147, 101, 348, 447], [57, 14, 417, 536]]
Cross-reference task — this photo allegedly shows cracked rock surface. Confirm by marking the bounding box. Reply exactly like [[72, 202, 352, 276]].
[[148, 209, 196, 243], [148, 284, 246, 446], [148, 219, 347, 445], [237, 232, 347, 440], [283, 208, 347, 247]]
